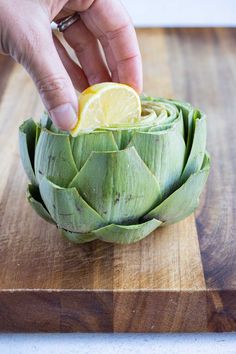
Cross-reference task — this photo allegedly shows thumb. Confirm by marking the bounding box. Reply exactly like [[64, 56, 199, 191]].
[[26, 28, 78, 130]]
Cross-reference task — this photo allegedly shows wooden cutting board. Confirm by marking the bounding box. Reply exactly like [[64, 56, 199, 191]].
[[0, 28, 235, 332]]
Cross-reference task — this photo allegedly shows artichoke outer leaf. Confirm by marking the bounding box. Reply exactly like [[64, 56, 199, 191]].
[[144, 153, 210, 224], [39, 177, 105, 233], [70, 131, 118, 171], [181, 113, 207, 183], [27, 184, 55, 224], [201, 150, 210, 168], [95, 219, 161, 244], [61, 218, 161, 245], [35, 130, 78, 187], [60, 229, 98, 244], [130, 130, 185, 199], [19, 119, 38, 185], [69, 146, 162, 224]]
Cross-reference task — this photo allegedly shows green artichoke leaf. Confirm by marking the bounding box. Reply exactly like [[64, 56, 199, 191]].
[[144, 153, 210, 224], [40, 112, 67, 134], [149, 111, 184, 138], [130, 130, 185, 199], [60, 229, 98, 244], [35, 123, 41, 144], [19, 119, 38, 185], [173, 109, 185, 138], [95, 219, 161, 244], [70, 131, 118, 171], [171, 100, 194, 143], [40, 112, 53, 130], [27, 184, 55, 224], [61, 218, 161, 245], [141, 97, 185, 138], [35, 130, 78, 187], [69, 146, 162, 224], [39, 177, 105, 233], [112, 129, 135, 149], [181, 113, 206, 183]]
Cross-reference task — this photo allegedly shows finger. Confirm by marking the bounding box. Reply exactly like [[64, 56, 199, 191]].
[[25, 26, 78, 130], [63, 19, 111, 85], [98, 35, 119, 82], [53, 34, 89, 91], [80, 0, 143, 93]]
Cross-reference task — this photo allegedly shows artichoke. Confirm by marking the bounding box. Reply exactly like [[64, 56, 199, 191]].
[[19, 96, 210, 244]]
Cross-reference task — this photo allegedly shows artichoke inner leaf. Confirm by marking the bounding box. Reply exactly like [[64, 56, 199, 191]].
[[39, 112, 53, 130], [70, 130, 119, 171]]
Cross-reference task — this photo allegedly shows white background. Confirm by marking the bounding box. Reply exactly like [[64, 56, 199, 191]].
[[121, 0, 236, 27], [3, 0, 236, 353], [0, 333, 236, 354]]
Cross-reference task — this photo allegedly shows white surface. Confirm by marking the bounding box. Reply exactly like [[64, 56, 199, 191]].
[[120, 0, 236, 27], [0, 333, 236, 354]]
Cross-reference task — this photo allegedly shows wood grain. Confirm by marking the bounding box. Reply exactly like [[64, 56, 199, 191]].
[[0, 28, 235, 332]]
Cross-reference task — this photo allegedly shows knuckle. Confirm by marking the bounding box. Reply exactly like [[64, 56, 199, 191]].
[[97, 34, 108, 47], [72, 41, 86, 55], [71, 36, 95, 56], [106, 23, 131, 41], [118, 53, 140, 65], [87, 70, 109, 85], [36, 75, 70, 109], [37, 75, 68, 94]]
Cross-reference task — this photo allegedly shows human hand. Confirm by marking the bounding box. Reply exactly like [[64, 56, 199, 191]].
[[0, 0, 142, 130]]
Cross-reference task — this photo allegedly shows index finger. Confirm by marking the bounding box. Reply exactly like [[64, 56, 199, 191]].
[[80, 0, 143, 93]]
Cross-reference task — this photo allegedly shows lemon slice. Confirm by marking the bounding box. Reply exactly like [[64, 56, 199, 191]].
[[71, 82, 141, 136]]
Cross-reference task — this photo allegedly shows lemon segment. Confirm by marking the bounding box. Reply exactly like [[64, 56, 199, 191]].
[[71, 82, 141, 136]]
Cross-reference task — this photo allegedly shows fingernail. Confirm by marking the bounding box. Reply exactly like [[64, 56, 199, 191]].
[[49, 103, 77, 130]]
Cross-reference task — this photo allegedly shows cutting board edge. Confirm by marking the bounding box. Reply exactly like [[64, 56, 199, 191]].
[[0, 289, 235, 332]]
